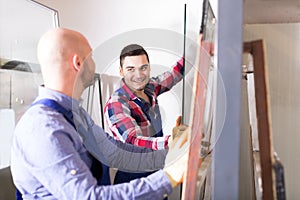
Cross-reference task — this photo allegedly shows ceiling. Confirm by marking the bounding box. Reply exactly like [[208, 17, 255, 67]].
[[244, 0, 300, 24]]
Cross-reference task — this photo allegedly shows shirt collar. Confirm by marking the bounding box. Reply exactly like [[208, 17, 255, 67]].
[[37, 86, 81, 111]]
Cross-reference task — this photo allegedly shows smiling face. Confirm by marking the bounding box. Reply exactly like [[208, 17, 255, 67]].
[[119, 54, 150, 92]]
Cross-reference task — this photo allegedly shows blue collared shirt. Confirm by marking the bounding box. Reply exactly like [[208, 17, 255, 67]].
[[10, 86, 172, 199]]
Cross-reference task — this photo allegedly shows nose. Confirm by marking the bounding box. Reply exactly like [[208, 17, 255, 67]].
[[135, 69, 144, 78]]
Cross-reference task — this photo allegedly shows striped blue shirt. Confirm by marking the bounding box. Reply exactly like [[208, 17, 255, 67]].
[[10, 86, 171, 199]]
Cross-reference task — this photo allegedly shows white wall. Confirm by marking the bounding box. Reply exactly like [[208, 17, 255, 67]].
[[244, 23, 300, 199], [0, 0, 57, 64], [37, 0, 203, 49]]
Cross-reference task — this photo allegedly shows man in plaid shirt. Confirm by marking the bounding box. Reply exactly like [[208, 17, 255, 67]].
[[104, 44, 184, 184]]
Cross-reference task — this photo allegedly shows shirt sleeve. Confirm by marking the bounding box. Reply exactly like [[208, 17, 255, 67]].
[[77, 107, 168, 172], [151, 57, 184, 96], [104, 99, 170, 150]]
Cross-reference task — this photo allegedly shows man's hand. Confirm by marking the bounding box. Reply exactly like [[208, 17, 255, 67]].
[[167, 115, 188, 145], [163, 126, 190, 188], [172, 124, 188, 140]]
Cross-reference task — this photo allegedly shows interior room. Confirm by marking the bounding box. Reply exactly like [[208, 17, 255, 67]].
[[0, 0, 299, 199]]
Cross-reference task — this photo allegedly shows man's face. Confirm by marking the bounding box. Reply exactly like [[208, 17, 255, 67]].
[[120, 54, 150, 92]]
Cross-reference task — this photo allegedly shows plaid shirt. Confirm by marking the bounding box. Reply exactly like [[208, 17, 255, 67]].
[[104, 58, 184, 150]]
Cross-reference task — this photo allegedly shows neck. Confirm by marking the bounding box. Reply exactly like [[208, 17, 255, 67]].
[[44, 79, 83, 100], [134, 90, 150, 103], [133, 89, 145, 97]]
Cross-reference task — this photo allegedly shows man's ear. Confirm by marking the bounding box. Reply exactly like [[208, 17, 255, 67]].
[[72, 54, 81, 71], [119, 66, 124, 77]]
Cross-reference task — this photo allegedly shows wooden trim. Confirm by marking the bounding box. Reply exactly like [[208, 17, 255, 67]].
[[244, 40, 276, 200], [181, 40, 212, 200]]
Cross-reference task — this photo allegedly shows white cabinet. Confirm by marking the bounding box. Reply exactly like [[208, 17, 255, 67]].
[[0, 71, 11, 109], [0, 69, 43, 121]]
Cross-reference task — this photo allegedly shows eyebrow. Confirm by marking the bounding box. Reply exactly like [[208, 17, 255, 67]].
[[124, 64, 149, 69], [140, 64, 149, 68]]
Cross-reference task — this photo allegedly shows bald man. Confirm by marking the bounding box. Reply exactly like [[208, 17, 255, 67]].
[[10, 28, 188, 199]]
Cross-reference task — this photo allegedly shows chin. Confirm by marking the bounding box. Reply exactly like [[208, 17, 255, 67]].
[[134, 84, 146, 91], [85, 80, 95, 88]]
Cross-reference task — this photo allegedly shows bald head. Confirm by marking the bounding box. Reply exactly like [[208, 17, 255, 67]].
[[38, 28, 89, 72], [37, 28, 94, 98]]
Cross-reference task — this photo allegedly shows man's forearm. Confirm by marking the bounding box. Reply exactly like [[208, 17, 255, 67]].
[[82, 121, 167, 172]]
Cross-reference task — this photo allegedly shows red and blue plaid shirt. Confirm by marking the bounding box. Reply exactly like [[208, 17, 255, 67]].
[[104, 58, 184, 150]]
